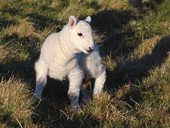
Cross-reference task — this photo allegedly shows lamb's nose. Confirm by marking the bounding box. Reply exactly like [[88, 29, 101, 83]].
[[87, 47, 93, 53]]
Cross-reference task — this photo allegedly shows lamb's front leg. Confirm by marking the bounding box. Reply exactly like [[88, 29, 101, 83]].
[[93, 65, 106, 98], [68, 69, 83, 110]]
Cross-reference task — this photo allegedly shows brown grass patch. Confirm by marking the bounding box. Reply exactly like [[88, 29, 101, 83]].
[[84, 93, 122, 123], [103, 55, 117, 71], [0, 45, 29, 63], [134, 36, 161, 58], [91, 0, 129, 10], [6, 19, 40, 39], [0, 77, 33, 127]]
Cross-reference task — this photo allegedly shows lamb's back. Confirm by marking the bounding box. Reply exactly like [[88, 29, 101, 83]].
[[39, 33, 61, 64]]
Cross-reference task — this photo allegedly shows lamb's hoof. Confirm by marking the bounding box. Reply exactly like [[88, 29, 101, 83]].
[[32, 94, 42, 107], [71, 108, 82, 114], [71, 105, 82, 113], [76, 108, 83, 114]]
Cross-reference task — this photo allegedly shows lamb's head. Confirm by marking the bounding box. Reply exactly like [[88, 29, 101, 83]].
[[67, 15, 94, 54]]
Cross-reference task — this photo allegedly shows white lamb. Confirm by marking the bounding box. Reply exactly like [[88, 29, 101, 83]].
[[33, 16, 106, 110]]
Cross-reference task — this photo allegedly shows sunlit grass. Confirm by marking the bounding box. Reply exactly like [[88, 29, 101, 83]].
[[0, 77, 35, 127]]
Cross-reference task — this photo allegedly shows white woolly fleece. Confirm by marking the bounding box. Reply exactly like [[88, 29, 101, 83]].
[[33, 16, 106, 110]]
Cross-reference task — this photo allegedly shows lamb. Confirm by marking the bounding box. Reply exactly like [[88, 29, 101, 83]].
[[33, 15, 106, 110]]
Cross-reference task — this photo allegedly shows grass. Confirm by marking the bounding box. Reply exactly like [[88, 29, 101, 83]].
[[0, 0, 170, 127], [0, 77, 35, 127]]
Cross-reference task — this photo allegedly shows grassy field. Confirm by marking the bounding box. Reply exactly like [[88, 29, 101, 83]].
[[0, 0, 170, 127]]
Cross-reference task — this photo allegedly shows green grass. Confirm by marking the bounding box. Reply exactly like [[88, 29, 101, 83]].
[[0, 0, 170, 127]]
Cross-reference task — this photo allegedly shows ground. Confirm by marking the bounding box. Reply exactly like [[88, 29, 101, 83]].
[[0, 0, 170, 127]]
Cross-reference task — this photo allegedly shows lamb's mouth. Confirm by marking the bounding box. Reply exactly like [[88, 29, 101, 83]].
[[81, 48, 93, 54], [86, 47, 93, 54], [83, 50, 90, 54]]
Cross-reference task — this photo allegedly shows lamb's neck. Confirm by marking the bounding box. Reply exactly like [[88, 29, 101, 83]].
[[58, 26, 77, 62]]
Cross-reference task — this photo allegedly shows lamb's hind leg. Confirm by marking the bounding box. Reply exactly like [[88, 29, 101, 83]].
[[93, 65, 106, 98], [33, 61, 48, 100], [81, 78, 92, 104]]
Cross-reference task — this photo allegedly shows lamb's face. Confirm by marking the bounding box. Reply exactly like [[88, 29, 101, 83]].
[[68, 16, 94, 54]]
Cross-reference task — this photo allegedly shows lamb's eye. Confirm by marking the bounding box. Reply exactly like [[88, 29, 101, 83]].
[[77, 33, 83, 36]]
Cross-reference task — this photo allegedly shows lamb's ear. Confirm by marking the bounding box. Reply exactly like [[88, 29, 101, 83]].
[[85, 16, 91, 23], [68, 16, 77, 28]]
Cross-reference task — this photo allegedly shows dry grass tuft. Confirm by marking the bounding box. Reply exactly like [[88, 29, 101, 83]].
[[134, 36, 161, 58], [58, 0, 100, 21], [136, 104, 170, 127], [58, 0, 84, 21], [49, 0, 63, 9], [0, 77, 33, 127], [93, 32, 105, 44], [115, 84, 131, 99], [85, 0, 129, 10], [157, 56, 170, 104], [6, 19, 40, 39], [103, 55, 117, 71], [0, 44, 29, 64], [0, 45, 9, 62], [84, 93, 122, 123]]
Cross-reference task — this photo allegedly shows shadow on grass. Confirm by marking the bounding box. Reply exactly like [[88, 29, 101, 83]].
[[89, 6, 170, 108], [90, 9, 143, 91], [32, 97, 100, 128], [114, 35, 170, 84], [108, 35, 170, 108], [0, 18, 15, 29], [92, 10, 141, 57], [128, 0, 164, 11], [0, 7, 20, 16], [0, 6, 20, 30]]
